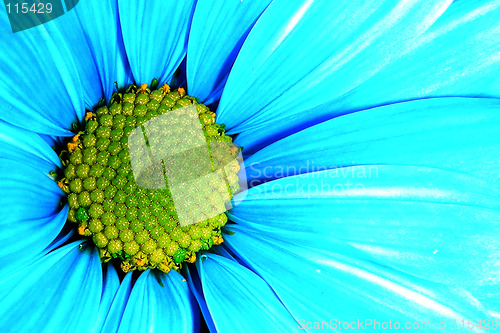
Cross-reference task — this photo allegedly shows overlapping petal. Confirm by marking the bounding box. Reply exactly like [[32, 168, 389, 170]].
[[0, 160, 66, 276], [185, 267, 217, 332], [217, 0, 500, 153], [196, 253, 299, 332], [0, 241, 102, 332], [116, 270, 199, 333], [42, 10, 103, 108], [118, 0, 197, 86], [187, 0, 272, 104], [0, 9, 84, 136], [0, 120, 61, 173], [44, 0, 132, 104], [72, 0, 132, 95], [98, 272, 133, 333], [93, 264, 121, 333], [244, 97, 500, 189], [227, 166, 500, 324], [44, 227, 75, 253]]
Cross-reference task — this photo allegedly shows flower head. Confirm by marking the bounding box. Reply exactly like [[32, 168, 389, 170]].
[[0, 0, 499, 332]]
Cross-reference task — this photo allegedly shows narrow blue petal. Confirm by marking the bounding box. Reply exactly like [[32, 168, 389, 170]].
[[210, 243, 238, 261], [44, 226, 75, 252], [196, 253, 299, 332], [0, 206, 68, 278], [187, 0, 272, 104], [0, 120, 61, 173], [39, 134, 64, 149], [0, 241, 102, 332], [185, 266, 217, 333], [244, 97, 500, 189], [0, 161, 63, 222], [217, 0, 500, 153], [99, 272, 133, 333], [71, 0, 132, 98], [0, 10, 85, 136], [118, 0, 197, 85], [42, 9, 104, 109], [0, 160, 66, 275], [117, 270, 199, 333], [228, 166, 500, 319], [93, 264, 121, 333]]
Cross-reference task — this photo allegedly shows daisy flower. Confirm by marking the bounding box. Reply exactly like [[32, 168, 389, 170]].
[[0, 0, 499, 332]]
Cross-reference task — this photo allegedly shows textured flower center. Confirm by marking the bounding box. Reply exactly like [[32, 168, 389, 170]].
[[58, 83, 240, 273]]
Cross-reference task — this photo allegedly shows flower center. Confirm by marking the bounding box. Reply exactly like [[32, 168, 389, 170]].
[[58, 83, 241, 273]]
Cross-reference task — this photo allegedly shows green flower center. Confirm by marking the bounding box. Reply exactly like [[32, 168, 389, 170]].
[[58, 83, 241, 273]]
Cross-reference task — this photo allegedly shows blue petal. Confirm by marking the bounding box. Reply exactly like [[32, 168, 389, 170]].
[[70, 0, 132, 97], [225, 225, 493, 328], [185, 266, 217, 333], [217, 0, 500, 153], [0, 10, 85, 136], [93, 264, 121, 333], [118, 0, 197, 85], [0, 160, 66, 276], [244, 97, 500, 189], [99, 272, 133, 333], [42, 9, 103, 108], [44, 226, 75, 252], [227, 166, 500, 320], [0, 241, 102, 332], [44, 0, 134, 104], [187, 0, 272, 104], [196, 253, 299, 332], [0, 120, 61, 173], [39, 134, 64, 149], [117, 270, 199, 332]]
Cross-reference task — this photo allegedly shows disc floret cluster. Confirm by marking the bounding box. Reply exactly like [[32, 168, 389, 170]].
[[56, 83, 241, 273]]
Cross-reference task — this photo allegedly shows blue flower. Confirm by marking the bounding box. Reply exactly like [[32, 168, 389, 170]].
[[1, 0, 499, 332]]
